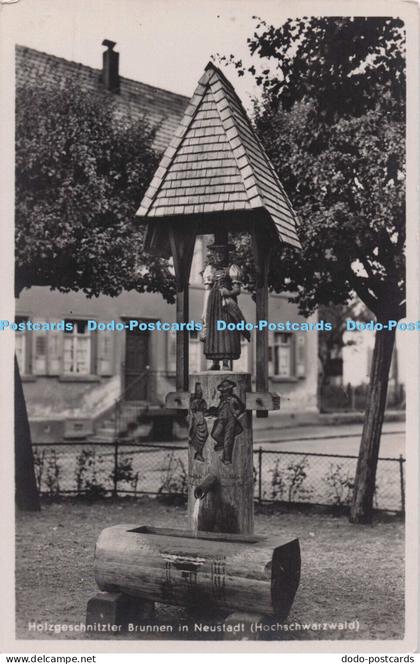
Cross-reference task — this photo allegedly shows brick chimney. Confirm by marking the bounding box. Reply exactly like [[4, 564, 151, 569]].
[[102, 39, 119, 92]]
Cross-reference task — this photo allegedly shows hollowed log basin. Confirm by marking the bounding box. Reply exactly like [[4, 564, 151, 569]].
[[94, 525, 301, 619]]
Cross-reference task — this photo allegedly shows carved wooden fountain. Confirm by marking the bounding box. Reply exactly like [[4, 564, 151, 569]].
[[87, 62, 302, 637]]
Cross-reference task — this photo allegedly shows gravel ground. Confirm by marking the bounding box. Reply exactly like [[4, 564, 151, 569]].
[[15, 498, 404, 643]]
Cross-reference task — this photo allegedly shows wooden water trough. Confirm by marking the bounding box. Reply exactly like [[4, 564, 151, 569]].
[[94, 524, 301, 619]]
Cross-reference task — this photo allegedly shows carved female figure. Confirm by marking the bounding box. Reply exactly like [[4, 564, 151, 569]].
[[202, 249, 250, 370], [188, 382, 208, 461]]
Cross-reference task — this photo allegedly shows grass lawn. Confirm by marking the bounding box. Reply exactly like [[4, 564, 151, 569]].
[[15, 498, 404, 642]]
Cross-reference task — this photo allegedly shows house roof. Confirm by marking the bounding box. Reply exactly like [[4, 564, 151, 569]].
[[15, 45, 189, 153], [136, 62, 300, 250]]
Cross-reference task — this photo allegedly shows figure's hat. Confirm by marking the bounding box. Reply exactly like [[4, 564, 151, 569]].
[[136, 62, 301, 257], [217, 378, 236, 392]]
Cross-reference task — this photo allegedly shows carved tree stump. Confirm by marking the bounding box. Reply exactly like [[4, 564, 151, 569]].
[[188, 371, 253, 535]]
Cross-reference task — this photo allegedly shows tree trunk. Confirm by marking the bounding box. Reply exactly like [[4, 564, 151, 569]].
[[94, 524, 301, 619], [15, 356, 40, 511], [350, 325, 396, 523]]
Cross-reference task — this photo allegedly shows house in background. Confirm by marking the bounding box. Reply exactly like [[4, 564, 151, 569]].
[[15, 42, 318, 443], [342, 328, 406, 403]]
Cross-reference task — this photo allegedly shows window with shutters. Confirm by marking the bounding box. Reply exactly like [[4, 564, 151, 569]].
[[33, 334, 48, 374], [63, 319, 91, 375], [48, 322, 63, 375], [189, 330, 201, 374], [271, 333, 293, 378], [97, 330, 114, 376], [295, 333, 306, 378]]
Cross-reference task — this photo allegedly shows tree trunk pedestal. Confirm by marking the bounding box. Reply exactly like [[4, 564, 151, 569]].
[[188, 371, 253, 534]]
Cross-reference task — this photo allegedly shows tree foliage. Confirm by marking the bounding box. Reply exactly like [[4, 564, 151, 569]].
[[15, 80, 175, 301], [221, 16, 405, 322], [258, 102, 405, 320], [240, 16, 404, 119]]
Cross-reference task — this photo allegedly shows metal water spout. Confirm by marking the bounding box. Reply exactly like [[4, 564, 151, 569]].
[[192, 474, 218, 536], [193, 474, 218, 500]]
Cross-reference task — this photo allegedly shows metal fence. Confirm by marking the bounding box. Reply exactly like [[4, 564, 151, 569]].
[[32, 442, 405, 513]]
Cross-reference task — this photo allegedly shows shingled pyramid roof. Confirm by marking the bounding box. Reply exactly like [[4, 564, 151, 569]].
[[136, 62, 300, 250]]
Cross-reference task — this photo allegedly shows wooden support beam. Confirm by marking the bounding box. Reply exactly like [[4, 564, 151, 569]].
[[176, 288, 189, 391], [251, 226, 273, 418], [169, 224, 196, 392]]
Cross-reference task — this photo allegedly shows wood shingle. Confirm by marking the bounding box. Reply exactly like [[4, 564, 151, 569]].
[[137, 62, 300, 250]]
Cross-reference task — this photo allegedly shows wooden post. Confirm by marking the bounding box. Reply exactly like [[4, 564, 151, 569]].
[[188, 372, 253, 535], [169, 225, 196, 392], [113, 437, 119, 497], [251, 228, 272, 418], [175, 288, 189, 391]]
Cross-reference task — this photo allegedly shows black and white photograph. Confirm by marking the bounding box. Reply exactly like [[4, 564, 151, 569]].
[[0, 0, 419, 655]]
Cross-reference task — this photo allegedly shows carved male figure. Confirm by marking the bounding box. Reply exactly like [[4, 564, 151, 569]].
[[208, 379, 245, 464]]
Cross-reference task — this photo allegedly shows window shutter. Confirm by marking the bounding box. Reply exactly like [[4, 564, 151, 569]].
[[167, 331, 177, 373], [15, 332, 26, 374], [48, 321, 63, 375], [32, 321, 48, 375], [295, 333, 306, 378], [97, 330, 114, 376]]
